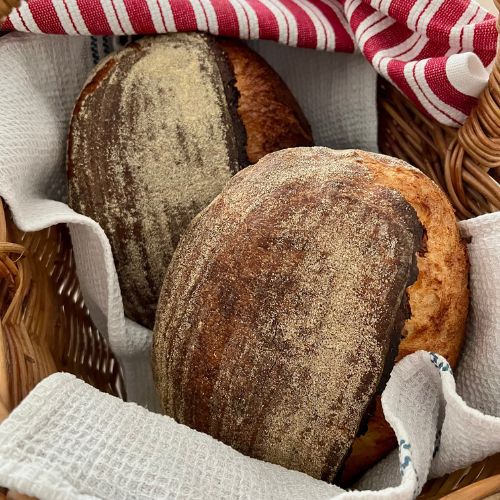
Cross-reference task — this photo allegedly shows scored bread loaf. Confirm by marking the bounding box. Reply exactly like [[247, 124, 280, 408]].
[[67, 33, 312, 329], [152, 147, 468, 483]]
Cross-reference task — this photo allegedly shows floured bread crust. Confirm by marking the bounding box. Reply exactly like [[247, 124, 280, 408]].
[[67, 34, 312, 329], [340, 151, 469, 485], [68, 34, 240, 328], [153, 147, 424, 481]]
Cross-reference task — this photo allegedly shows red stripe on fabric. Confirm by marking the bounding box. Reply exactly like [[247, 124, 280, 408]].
[[414, 0, 431, 32], [388, 0, 416, 25], [239, 1, 251, 37], [358, 15, 385, 41], [17, 8, 31, 31], [424, 57, 477, 116], [62, 0, 80, 33], [411, 63, 461, 125], [361, 22, 415, 64], [303, 0, 328, 48], [416, 39, 448, 60], [263, 0, 291, 45], [244, 0, 279, 41], [331, 23, 356, 52], [386, 59, 424, 111], [472, 17, 497, 65], [109, 0, 127, 32], [424, 0, 467, 45], [26, 1, 65, 33], [156, 0, 169, 30], [283, 0, 316, 49], [196, 0, 211, 30], [76, 0, 112, 34], [123, 0, 156, 33], [349, 1, 374, 33], [169, 0, 198, 31], [283, 6, 290, 45], [381, 24, 416, 54], [308, 0, 355, 52], [1, 16, 13, 30], [209, 0, 239, 37], [459, 6, 479, 51]]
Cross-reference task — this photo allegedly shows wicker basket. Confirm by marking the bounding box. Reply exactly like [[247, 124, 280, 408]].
[[0, 0, 499, 497], [378, 41, 500, 219], [0, 201, 125, 418]]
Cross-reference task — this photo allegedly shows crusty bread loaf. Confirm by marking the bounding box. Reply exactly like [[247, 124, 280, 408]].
[[339, 151, 469, 484], [153, 147, 468, 482], [67, 33, 312, 329]]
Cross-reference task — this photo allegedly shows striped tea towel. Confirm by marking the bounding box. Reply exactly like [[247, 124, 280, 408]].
[[2, 0, 497, 127]]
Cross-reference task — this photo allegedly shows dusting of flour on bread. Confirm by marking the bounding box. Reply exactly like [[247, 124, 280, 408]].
[[153, 147, 424, 481], [68, 34, 237, 328]]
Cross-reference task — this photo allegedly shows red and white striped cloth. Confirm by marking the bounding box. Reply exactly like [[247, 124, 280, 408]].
[[2, 0, 497, 126]]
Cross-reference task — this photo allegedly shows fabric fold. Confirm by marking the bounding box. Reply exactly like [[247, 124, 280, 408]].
[[1, 350, 499, 499]]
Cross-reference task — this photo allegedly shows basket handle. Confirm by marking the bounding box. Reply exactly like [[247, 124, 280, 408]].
[[441, 474, 500, 500], [444, 1, 500, 218]]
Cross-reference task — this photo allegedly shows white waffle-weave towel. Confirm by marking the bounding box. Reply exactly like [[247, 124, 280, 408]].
[[0, 346, 499, 499]]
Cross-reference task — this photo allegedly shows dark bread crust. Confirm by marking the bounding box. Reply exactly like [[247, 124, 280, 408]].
[[153, 148, 423, 481], [67, 34, 312, 329], [68, 34, 242, 328]]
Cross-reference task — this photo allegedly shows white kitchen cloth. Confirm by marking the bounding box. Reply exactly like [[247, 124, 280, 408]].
[[0, 31, 378, 409], [0, 30, 499, 500], [0, 349, 499, 500], [0, 31, 159, 411]]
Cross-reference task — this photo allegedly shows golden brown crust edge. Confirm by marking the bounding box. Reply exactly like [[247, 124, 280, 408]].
[[340, 151, 469, 485], [218, 39, 314, 164]]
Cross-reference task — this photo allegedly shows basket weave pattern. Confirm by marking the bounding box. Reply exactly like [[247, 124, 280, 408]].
[[378, 81, 500, 220], [0, 202, 124, 422], [419, 455, 500, 499], [379, 0, 500, 220]]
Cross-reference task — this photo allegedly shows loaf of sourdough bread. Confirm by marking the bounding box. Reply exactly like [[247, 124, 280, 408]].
[[153, 147, 468, 481], [67, 34, 312, 328]]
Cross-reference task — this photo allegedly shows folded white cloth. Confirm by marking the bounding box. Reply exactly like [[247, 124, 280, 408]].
[[0, 31, 498, 500], [1, 348, 499, 499]]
